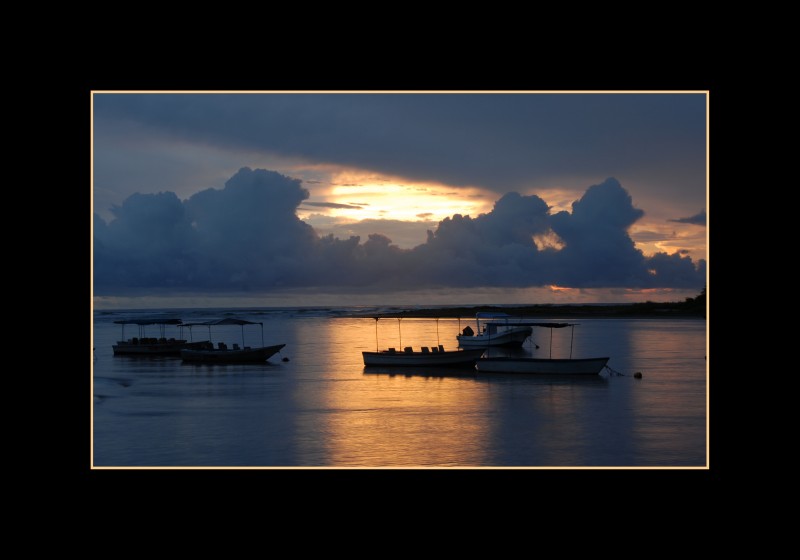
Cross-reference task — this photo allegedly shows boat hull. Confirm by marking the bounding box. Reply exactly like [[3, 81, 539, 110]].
[[457, 326, 533, 348], [363, 348, 486, 367], [112, 340, 211, 356], [181, 344, 286, 364], [476, 356, 609, 375]]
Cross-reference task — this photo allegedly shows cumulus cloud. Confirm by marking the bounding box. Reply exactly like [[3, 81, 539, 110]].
[[94, 168, 317, 291], [547, 178, 649, 287], [670, 209, 706, 226], [93, 170, 706, 294], [314, 218, 435, 250]]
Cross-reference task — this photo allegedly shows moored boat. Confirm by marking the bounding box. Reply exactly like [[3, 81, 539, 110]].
[[363, 316, 485, 367], [181, 343, 286, 364], [457, 313, 532, 348], [179, 318, 286, 364], [112, 318, 210, 356], [475, 322, 609, 375]]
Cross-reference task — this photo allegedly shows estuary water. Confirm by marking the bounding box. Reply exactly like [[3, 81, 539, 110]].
[[91, 307, 707, 468]]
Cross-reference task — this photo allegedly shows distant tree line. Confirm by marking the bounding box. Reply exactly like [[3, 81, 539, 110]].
[[633, 286, 706, 317], [367, 287, 708, 319]]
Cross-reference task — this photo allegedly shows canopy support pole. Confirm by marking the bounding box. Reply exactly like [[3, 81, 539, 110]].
[[569, 325, 575, 359], [374, 318, 379, 352], [398, 318, 403, 349], [550, 328, 553, 359]]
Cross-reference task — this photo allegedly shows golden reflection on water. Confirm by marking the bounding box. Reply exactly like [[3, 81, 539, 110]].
[[95, 313, 706, 467], [287, 316, 706, 467], [293, 318, 492, 466]]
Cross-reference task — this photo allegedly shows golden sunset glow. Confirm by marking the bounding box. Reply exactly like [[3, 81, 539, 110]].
[[288, 165, 709, 263], [630, 221, 707, 260], [92, 93, 708, 470], [291, 318, 491, 466], [549, 285, 575, 293], [297, 169, 494, 224], [523, 186, 579, 214], [533, 231, 566, 251]]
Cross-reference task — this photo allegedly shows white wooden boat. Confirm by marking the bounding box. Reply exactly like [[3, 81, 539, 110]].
[[363, 316, 484, 367], [457, 313, 532, 348], [363, 346, 486, 367], [475, 322, 609, 375], [112, 318, 210, 356], [180, 318, 286, 364]]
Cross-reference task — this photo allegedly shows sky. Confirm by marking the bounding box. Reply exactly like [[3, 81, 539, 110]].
[[92, 91, 707, 308]]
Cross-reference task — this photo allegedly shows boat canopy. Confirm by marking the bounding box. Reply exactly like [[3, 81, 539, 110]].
[[472, 315, 577, 329], [180, 317, 264, 347], [113, 318, 182, 325]]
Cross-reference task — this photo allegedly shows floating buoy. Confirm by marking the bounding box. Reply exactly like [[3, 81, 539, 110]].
[[282, 357, 289, 362], [633, 372, 643, 379]]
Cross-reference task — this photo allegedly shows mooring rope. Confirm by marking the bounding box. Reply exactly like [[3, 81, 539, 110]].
[[604, 365, 643, 378]]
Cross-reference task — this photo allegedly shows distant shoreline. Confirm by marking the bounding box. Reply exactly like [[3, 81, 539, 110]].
[[353, 303, 706, 319]]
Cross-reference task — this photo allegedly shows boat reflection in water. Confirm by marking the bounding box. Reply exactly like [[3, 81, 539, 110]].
[[474, 371, 609, 385], [363, 365, 478, 378]]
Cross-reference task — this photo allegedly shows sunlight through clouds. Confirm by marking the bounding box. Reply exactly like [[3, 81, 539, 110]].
[[298, 169, 493, 224], [93, 92, 707, 305]]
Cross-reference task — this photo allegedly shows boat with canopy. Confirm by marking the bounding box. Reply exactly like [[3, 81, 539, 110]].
[[179, 318, 286, 363], [475, 322, 609, 374], [362, 317, 486, 367], [112, 317, 210, 356]]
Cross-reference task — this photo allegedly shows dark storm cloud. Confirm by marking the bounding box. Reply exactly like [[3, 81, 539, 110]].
[[93, 93, 706, 197], [547, 178, 648, 286], [94, 170, 705, 294], [670, 210, 706, 226], [95, 168, 318, 291]]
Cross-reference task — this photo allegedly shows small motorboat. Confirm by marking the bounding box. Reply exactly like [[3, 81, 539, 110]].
[[457, 313, 532, 348]]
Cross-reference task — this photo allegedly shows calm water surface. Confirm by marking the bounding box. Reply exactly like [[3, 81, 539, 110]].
[[92, 308, 707, 468]]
